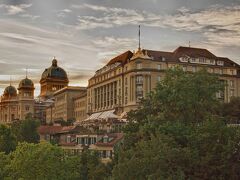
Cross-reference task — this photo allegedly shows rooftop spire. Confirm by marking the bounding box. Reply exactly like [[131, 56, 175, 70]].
[[138, 25, 141, 51], [189, 41, 191, 48], [26, 68, 28, 78]]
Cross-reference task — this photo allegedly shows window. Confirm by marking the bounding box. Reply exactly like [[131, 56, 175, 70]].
[[230, 69, 235, 75], [67, 136, 71, 143], [125, 77, 128, 85], [219, 69, 223, 74], [230, 89, 234, 97], [157, 64, 161, 70], [136, 75, 143, 84], [190, 58, 196, 63], [192, 66, 196, 72], [208, 68, 214, 73], [182, 66, 187, 71], [210, 59, 215, 64], [157, 76, 161, 82], [136, 63, 142, 69], [25, 106, 30, 111], [229, 80, 234, 88], [217, 61, 224, 66]]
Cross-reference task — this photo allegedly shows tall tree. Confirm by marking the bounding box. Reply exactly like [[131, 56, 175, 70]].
[[8, 142, 66, 180], [222, 97, 240, 124], [11, 117, 40, 143], [0, 124, 16, 154], [0, 152, 10, 179], [113, 68, 240, 179]]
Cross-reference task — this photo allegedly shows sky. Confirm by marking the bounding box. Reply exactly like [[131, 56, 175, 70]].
[[0, 0, 239, 96]]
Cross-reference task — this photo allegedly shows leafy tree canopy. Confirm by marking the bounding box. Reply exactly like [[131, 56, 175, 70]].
[[0, 124, 16, 154], [113, 68, 240, 179]]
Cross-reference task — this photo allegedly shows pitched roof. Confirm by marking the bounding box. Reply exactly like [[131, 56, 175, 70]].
[[173, 46, 217, 59], [144, 49, 173, 61], [38, 125, 62, 135], [95, 133, 124, 147], [106, 51, 133, 66]]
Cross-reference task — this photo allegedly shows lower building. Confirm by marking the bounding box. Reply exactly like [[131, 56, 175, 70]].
[[73, 92, 87, 122], [38, 125, 124, 163], [45, 86, 87, 124]]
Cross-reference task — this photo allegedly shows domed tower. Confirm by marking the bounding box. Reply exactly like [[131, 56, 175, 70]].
[[18, 77, 35, 120], [2, 85, 17, 101], [40, 58, 69, 99], [0, 85, 18, 123]]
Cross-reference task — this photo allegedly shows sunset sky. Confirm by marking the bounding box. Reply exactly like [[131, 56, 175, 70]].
[[0, 0, 239, 96]]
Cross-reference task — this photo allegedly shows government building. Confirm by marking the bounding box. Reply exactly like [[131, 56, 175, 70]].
[[86, 46, 240, 120], [0, 77, 35, 123], [1, 46, 240, 125], [0, 58, 79, 124]]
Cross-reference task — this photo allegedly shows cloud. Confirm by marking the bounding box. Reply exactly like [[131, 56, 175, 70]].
[[57, 8, 72, 18], [0, 19, 99, 95], [71, 4, 240, 47], [92, 36, 137, 64], [0, 3, 32, 15]]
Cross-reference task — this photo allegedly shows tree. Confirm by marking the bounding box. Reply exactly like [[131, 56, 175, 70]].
[[0, 152, 10, 179], [222, 97, 240, 124], [113, 68, 240, 179], [11, 117, 40, 143], [8, 142, 66, 180], [0, 124, 16, 154], [65, 151, 112, 180]]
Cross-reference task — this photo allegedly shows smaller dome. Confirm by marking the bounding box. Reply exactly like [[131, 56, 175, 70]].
[[19, 77, 34, 89], [4, 85, 17, 97]]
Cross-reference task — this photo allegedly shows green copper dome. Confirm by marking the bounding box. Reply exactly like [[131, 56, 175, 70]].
[[4, 85, 17, 96], [41, 59, 68, 80], [19, 77, 34, 89]]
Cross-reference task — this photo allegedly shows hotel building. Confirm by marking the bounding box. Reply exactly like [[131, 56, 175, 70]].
[[87, 46, 240, 117]]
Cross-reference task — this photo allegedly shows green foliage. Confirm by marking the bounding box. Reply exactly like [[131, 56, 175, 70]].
[[222, 97, 240, 124], [65, 151, 111, 180], [0, 152, 10, 179], [0, 141, 111, 180], [113, 68, 240, 179], [8, 142, 66, 180], [11, 117, 40, 143], [0, 124, 16, 154]]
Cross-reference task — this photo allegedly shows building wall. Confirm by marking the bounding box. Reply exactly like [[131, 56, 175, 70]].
[[87, 49, 240, 116], [74, 94, 87, 122], [51, 87, 87, 122]]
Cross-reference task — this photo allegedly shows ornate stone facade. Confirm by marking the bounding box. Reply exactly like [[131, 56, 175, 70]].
[[0, 77, 35, 123]]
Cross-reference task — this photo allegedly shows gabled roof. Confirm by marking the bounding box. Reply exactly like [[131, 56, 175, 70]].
[[106, 51, 133, 66], [38, 125, 62, 135], [95, 133, 124, 147], [217, 57, 240, 68], [143, 49, 173, 61], [173, 46, 217, 59], [38, 125, 93, 135]]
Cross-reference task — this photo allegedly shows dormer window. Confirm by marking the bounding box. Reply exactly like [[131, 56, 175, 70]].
[[217, 61, 224, 66], [190, 58, 196, 63], [179, 56, 188, 62], [136, 62, 142, 69], [209, 59, 215, 65], [199, 57, 205, 63]]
